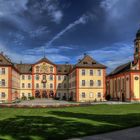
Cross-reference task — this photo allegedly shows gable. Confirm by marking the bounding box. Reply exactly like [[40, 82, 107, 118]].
[[34, 62, 55, 73], [0, 53, 13, 66]]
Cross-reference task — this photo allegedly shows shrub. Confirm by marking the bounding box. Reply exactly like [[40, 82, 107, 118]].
[[105, 94, 111, 101], [68, 97, 73, 101], [62, 96, 66, 100], [94, 98, 97, 102], [29, 96, 35, 100], [21, 96, 27, 100], [54, 97, 60, 100]]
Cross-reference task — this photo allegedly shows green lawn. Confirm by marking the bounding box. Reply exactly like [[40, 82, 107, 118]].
[[0, 104, 140, 140]]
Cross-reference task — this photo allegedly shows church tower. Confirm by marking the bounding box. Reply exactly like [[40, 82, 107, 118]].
[[133, 28, 140, 69]]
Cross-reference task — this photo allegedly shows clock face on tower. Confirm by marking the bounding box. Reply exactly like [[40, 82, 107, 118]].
[[40, 63, 49, 73]]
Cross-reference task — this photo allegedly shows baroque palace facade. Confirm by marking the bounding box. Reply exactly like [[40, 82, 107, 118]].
[[107, 28, 140, 101], [0, 53, 106, 103]]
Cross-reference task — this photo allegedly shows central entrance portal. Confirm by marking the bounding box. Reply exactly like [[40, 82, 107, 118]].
[[42, 90, 48, 98], [35, 90, 54, 98], [35, 90, 41, 98]]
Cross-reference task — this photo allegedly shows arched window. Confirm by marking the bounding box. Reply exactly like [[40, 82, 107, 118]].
[[1, 79, 5, 86], [90, 80, 94, 86], [36, 66, 39, 73], [50, 75, 53, 80], [97, 80, 101, 86], [50, 83, 53, 89], [50, 66, 53, 73], [43, 75, 46, 80], [1, 92, 6, 98], [36, 75, 39, 80]]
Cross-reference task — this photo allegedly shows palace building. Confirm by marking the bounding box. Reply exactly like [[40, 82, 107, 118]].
[[107, 28, 140, 101], [0, 53, 106, 103]]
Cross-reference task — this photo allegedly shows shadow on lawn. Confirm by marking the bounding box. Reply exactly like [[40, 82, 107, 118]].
[[0, 112, 140, 140]]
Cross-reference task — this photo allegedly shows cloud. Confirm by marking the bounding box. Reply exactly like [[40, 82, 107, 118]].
[[47, 5, 63, 24], [0, 0, 28, 17], [46, 14, 88, 47], [24, 47, 60, 55], [85, 43, 133, 73], [37, 0, 63, 24], [0, 42, 70, 63], [29, 26, 49, 38], [59, 46, 74, 50], [100, 0, 138, 20]]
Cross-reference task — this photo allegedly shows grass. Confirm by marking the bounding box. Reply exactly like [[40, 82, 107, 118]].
[[0, 104, 140, 140]]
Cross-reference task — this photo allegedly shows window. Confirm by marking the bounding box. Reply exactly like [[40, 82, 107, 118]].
[[28, 93, 31, 97], [50, 75, 53, 80], [82, 69, 85, 76], [2, 68, 5, 74], [28, 75, 31, 80], [64, 83, 67, 88], [58, 75, 61, 80], [36, 66, 39, 73], [82, 92, 85, 98], [28, 83, 31, 88], [58, 83, 61, 88], [50, 83, 53, 89], [1, 79, 5, 86], [97, 70, 101, 76], [69, 83, 71, 88], [50, 66, 53, 72], [36, 83, 39, 88], [36, 75, 39, 80], [83, 62, 88, 64], [90, 70, 93, 76], [90, 80, 94, 86], [89, 93, 94, 98], [22, 93, 25, 97], [1, 92, 6, 98], [97, 80, 101, 86], [58, 93, 61, 97], [22, 75, 25, 80], [43, 75, 46, 80], [82, 80, 85, 86], [43, 83, 46, 88], [64, 76, 67, 80], [22, 83, 25, 88], [97, 92, 101, 98], [136, 47, 138, 53]]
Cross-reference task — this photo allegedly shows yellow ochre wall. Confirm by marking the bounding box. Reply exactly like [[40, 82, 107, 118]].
[[0, 67, 9, 102], [78, 68, 105, 102]]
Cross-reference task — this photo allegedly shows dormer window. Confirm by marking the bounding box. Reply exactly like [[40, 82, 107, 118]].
[[50, 66, 53, 73], [92, 62, 96, 64], [135, 47, 138, 53], [36, 66, 39, 73], [83, 62, 88, 64], [0, 59, 2, 63]]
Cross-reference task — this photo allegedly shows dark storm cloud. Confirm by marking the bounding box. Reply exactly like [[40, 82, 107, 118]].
[[0, 0, 140, 72]]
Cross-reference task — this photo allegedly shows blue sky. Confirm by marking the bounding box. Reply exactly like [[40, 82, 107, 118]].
[[0, 0, 140, 72]]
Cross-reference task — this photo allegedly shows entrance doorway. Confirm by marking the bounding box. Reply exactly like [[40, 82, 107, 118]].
[[49, 90, 54, 98], [35, 90, 41, 98], [42, 90, 48, 98]]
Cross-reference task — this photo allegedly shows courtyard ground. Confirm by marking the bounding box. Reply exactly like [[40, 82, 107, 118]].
[[17, 98, 78, 106], [0, 104, 140, 140], [70, 126, 140, 140]]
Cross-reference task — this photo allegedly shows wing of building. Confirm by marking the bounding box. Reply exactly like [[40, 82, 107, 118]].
[[0, 53, 106, 103], [107, 28, 140, 101]]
